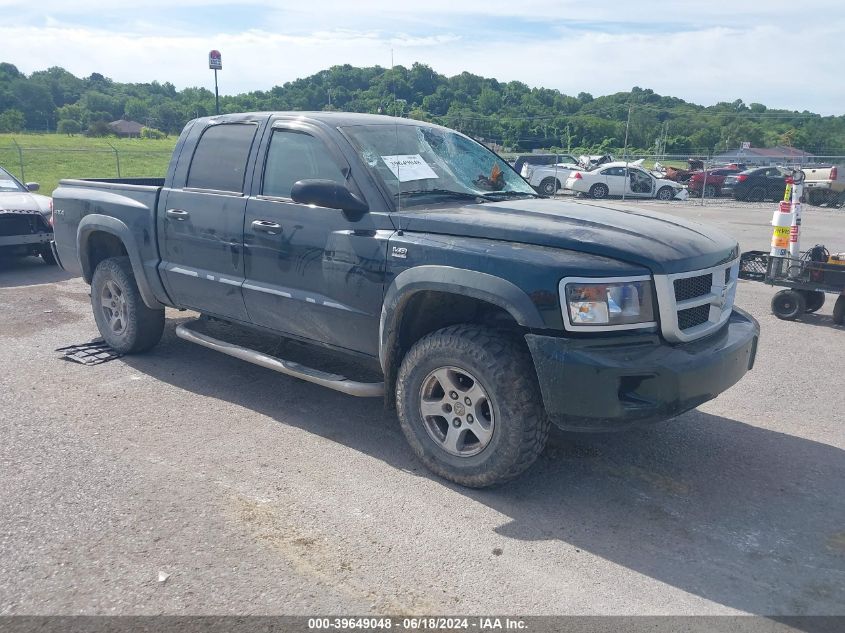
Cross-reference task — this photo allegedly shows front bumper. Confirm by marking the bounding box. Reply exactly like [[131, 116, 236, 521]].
[[525, 307, 759, 431]]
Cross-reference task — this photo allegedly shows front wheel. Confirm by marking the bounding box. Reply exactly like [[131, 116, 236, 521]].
[[589, 183, 609, 199], [771, 289, 805, 320], [396, 325, 549, 488], [91, 256, 164, 354], [538, 177, 560, 196], [656, 186, 675, 201]]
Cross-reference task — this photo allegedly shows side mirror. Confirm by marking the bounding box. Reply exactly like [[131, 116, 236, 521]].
[[291, 179, 368, 213], [26, 182, 40, 192]]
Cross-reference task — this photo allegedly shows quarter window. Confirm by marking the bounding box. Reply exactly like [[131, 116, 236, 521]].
[[187, 123, 258, 192], [262, 130, 346, 199]]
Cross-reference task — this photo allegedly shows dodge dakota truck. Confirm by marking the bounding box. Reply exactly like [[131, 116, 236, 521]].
[[51, 112, 759, 487]]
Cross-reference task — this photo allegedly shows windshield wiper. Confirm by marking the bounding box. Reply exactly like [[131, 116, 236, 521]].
[[395, 189, 484, 201], [478, 190, 539, 200]]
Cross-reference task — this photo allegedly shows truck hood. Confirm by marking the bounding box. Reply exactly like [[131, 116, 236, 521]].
[[0, 191, 52, 217], [393, 198, 739, 275]]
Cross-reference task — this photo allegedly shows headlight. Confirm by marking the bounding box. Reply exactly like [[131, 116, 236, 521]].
[[560, 276, 656, 331]]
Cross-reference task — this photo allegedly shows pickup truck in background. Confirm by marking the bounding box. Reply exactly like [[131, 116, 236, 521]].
[[802, 164, 845, 206], [51, 112, 759, 487]]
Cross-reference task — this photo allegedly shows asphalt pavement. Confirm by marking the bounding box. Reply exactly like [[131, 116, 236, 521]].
[[1, 201, 843, 616]]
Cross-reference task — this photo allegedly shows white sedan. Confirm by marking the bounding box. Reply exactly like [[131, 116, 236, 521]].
[[523, 162, 580, 195], [564, 162, 685, 200]]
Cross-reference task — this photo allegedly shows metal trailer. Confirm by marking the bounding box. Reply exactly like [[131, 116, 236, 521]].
[[739, 249, 845, 324]]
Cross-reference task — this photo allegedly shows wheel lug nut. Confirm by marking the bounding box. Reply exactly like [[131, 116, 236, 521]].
[[452, 418, 461, 428], [443, 404, 452, 413], [467, 414, 474, 424], [464, 397, 471, 405], [450, 391, 458, 400]]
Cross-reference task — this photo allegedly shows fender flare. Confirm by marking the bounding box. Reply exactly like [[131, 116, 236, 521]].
[[378, 265, 544, 373], [77, 214, 164, 309]]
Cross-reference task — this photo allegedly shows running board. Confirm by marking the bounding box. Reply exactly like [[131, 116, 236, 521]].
[[175, 322, 384, 398]]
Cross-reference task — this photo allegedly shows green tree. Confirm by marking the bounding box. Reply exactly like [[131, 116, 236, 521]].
[[57, 119, 81, 135], [0, 109, 25, 132]]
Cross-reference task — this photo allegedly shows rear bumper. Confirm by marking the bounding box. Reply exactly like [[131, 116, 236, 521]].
[[525, 307, 759, 431], [0, 232, 52, 247]]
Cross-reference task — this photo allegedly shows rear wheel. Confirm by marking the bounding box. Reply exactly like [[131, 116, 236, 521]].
[[800, 290, 825, 313], [771, 289, 805, 320], [40, 244, 57, 266], [704, 184, 717, 198], [91, 256, 164, 354], [396, 325, 549, 488], [539, 177, 561, 196], [589, 183, 609, 199]]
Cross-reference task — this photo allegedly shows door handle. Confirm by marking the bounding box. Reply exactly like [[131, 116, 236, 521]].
[[252, 220, 282, 235], [166, 208, 190, 220]]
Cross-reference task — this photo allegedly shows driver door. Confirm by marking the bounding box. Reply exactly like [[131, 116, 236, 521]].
[[625, 168, 655, 198], [242, 122, 389, 356]]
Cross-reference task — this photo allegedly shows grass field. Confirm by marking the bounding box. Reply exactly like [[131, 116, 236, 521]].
[[0, 133, 177, 195]]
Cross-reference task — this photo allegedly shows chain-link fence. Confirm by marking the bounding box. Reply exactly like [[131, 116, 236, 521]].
[[0, 140, 173, 195], [507, 150, 845, 209]]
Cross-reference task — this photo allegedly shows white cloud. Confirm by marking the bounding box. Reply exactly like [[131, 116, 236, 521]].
[[1, 2, 843, 114]]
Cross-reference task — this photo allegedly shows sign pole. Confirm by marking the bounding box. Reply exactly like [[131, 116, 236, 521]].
[[214, 69, 219, 115], [208, 50, 222, 115]]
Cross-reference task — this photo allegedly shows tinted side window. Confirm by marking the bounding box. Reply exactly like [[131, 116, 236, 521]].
[[187, 123, 258, 192], [262, 130, 345, 199]]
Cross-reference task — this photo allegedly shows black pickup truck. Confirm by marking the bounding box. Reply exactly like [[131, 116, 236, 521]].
[[52, 112, 759, 487]]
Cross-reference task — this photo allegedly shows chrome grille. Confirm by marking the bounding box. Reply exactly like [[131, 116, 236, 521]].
[[653, 258, 739, 343], [674, 274, 712, 302], [677, 305, 711, 330]]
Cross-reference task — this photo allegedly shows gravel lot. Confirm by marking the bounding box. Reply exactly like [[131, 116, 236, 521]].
[[1, 201, 843, 616]]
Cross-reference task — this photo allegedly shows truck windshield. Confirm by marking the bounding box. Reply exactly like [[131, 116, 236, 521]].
[[341, 123, 537, 207]]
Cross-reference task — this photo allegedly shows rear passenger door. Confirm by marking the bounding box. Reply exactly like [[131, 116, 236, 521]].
[[159, 121, 260, 321], [600, 166, 626, 195]]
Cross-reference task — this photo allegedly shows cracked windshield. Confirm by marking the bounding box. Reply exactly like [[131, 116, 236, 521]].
[[343, 123, 536, 205]]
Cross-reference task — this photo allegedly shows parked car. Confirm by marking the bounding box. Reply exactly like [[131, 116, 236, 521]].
[[802, 164, 845, 205], [723, 167, 789, 202], [513, 154, 578, 179], [0, 166, 55, 265], [52, 112, 758, 488], [687, 166, 744, 197], [524, 161, 581, 195], [564, 162, 685, 200]]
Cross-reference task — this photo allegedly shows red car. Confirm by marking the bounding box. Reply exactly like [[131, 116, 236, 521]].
[[687, 165, 744, 197]]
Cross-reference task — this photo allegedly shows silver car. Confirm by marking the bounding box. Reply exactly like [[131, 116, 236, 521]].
[[0, 166, 55, 265]]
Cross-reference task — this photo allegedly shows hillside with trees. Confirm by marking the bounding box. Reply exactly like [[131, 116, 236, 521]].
[[1, 61, 843, 155]]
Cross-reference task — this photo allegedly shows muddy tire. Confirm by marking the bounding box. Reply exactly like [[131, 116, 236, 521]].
[[91, 256, 164, 354], [396, 325, 549, 488]]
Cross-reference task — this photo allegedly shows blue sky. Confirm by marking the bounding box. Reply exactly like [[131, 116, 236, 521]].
[[2, 0, 844, 115]]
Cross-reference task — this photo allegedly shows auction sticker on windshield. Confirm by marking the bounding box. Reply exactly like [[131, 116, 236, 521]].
[[381, 154, 438, 182]]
